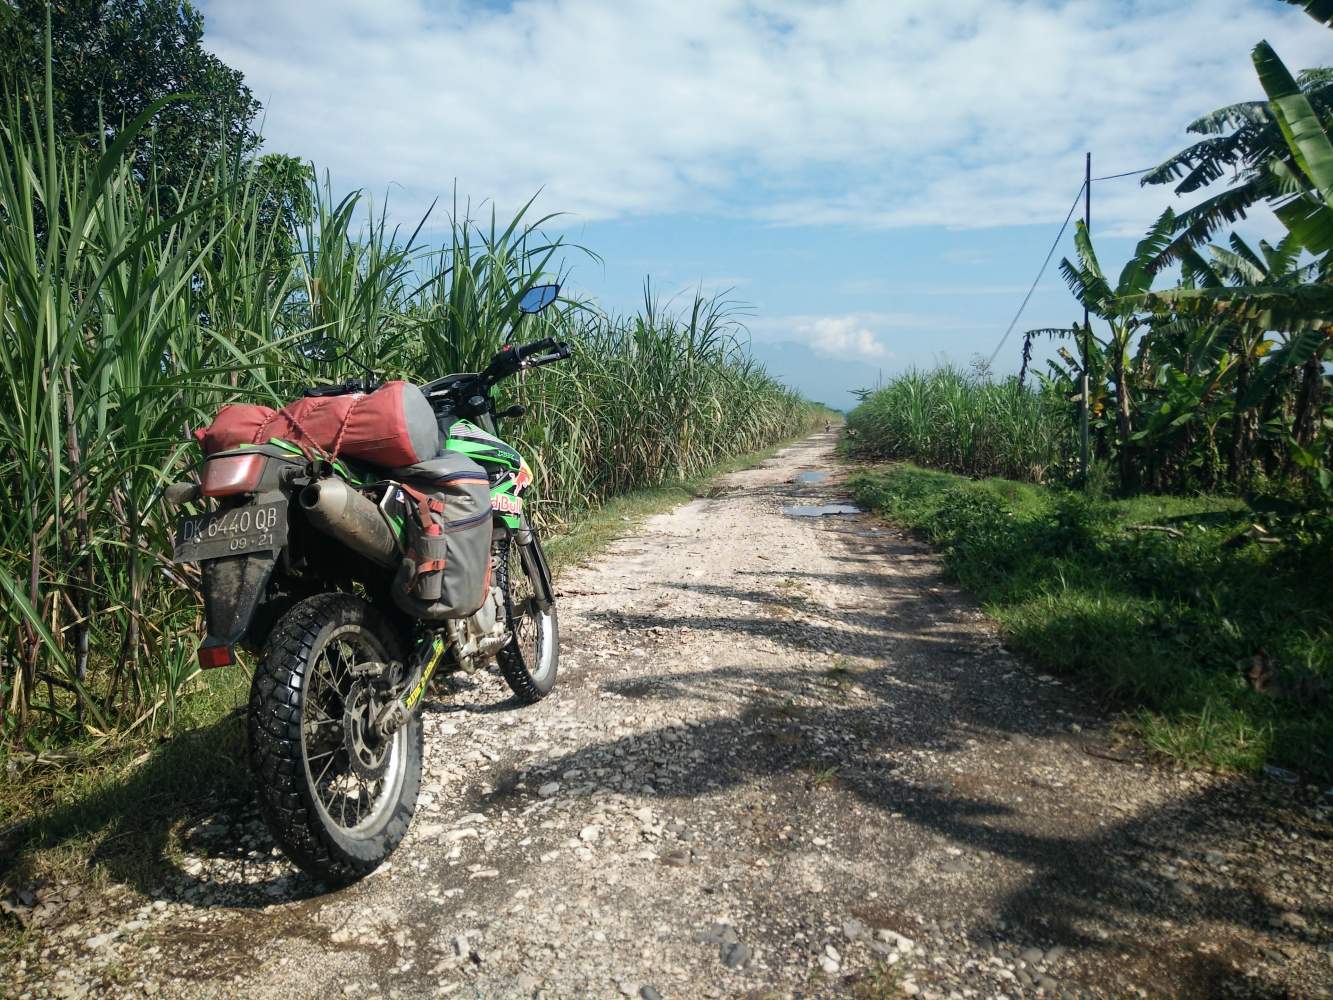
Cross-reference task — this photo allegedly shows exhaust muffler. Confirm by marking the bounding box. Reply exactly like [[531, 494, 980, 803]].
[[299, 479, 399, 568]]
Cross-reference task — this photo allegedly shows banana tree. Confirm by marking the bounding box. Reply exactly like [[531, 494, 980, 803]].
[[1191, 233, 1316, 478], [1054, 209, 1176, 486], [1280, 0, 1333, 27], [1141, 4, 1333, 269], [1138, 42, 1333, 486]]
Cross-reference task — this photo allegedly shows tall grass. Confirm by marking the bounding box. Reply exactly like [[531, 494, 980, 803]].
[[845, 365, 1074, 483], [0, 85, 823, 748]]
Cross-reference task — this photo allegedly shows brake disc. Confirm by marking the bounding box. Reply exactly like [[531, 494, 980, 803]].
[[343, 681, 391, 782]]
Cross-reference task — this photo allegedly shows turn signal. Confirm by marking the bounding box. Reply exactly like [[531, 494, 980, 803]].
[[201, 454, 265, 497]]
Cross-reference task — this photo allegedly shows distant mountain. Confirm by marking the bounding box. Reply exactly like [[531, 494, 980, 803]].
[[746, 339, 884, 414]]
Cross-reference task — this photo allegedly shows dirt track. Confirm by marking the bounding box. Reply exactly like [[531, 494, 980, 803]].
[[9, 432, 1333, 1000]]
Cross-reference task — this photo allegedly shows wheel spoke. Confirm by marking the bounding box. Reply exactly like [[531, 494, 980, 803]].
[[315, 747, 342, 787], [299, 623, 407, 835]]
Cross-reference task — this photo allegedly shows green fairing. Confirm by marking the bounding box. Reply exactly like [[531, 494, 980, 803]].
[[445, 420, 522, 470], [445, 420, 529, 529], [257, 425, 529, 530]]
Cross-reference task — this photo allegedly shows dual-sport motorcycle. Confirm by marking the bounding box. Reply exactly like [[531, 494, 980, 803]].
[[167, 284, 569, 884]]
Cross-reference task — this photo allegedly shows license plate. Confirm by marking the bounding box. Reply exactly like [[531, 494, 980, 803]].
[[174, 498, 288, 564]]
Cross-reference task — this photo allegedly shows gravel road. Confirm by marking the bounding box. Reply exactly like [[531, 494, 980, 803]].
[[9, 432, 1333, 1000]]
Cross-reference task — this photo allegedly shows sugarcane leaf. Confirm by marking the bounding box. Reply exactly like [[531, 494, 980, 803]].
[[0, 566, 110, 731]]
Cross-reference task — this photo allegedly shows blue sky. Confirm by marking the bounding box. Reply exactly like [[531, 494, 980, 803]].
[[200, 0, 1331, 411]]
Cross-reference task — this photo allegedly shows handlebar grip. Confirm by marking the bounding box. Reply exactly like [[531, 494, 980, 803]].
[[484, 339, 571, 383], [483, 345, 520, 381], [517, 337, 559, 361], [526, 343, 572, 367]]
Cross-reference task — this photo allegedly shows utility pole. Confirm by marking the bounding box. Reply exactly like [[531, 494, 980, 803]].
[[1079, 151, 1091, 484]]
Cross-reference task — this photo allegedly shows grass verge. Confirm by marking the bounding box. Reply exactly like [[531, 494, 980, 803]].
[[0, 434, 809, 915], [849, 463, 1333, 782]]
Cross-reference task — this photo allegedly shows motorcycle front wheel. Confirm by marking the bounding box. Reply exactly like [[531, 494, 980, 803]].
[[247, 592, 422, 885], [495, 533, 559, 703]]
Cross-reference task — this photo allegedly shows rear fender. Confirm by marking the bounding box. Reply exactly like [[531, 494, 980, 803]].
[[201, 551, 278, 651], [194, 465, 296, 657]]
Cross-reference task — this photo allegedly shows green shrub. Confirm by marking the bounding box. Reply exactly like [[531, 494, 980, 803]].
[[850, 462, 1333, 780], [846, 366, 1072, 482]]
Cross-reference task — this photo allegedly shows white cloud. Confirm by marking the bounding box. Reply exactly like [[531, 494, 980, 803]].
[[744, 310, 956, 360], [802, 316, 892, 360], [202, 0, 1331, 235]]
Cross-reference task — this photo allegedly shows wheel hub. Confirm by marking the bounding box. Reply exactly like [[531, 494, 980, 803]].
[[343, 682, 390, 782]]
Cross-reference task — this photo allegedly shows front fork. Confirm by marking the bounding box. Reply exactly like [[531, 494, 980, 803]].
[[512, 517, 556, 612]]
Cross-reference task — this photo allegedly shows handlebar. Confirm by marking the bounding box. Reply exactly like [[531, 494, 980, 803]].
[[420, 338, 572, 420], [482, 338, 572, 383], [518, 337, 560, 361]]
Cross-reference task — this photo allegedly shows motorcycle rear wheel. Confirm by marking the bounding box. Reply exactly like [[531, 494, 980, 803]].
[[248, 592, 422, 885]]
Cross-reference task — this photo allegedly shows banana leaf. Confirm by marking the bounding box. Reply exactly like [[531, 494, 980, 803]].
[[1240, 327, 1330, 407], [1254, 41, 1333, 197], [1279, 0, 1333, 26]]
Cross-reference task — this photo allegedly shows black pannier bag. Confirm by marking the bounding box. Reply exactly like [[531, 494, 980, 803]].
[[389, 452, 493, 619]]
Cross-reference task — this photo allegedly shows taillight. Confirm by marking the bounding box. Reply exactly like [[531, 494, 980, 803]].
[[201, 454, 265, 497], [197, 642, 235, 669]]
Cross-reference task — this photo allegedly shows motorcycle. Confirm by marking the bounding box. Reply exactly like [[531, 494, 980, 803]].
[[166, 283, 569, 883]]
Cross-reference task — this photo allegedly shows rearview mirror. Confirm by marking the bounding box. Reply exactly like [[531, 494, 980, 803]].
[[517, 283, 560, 315]]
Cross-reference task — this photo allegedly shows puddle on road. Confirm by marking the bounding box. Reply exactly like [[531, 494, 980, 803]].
[[781, 503, 863, 517], [795, 470, 829, 484]]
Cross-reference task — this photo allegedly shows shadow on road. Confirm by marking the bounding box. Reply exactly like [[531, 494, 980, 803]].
[[514, 519, 1332, 998], [2, 672, 523, 914]]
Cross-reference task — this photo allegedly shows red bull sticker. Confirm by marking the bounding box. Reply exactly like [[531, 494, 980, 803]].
[[514, 460, 534, 492], [492, 493, 523, 515]]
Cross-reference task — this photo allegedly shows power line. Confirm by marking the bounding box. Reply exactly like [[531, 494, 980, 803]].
[[986, 180, 1086, 368], [1091, 166, 1154, 181], [984, 163, 1155, 370]]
